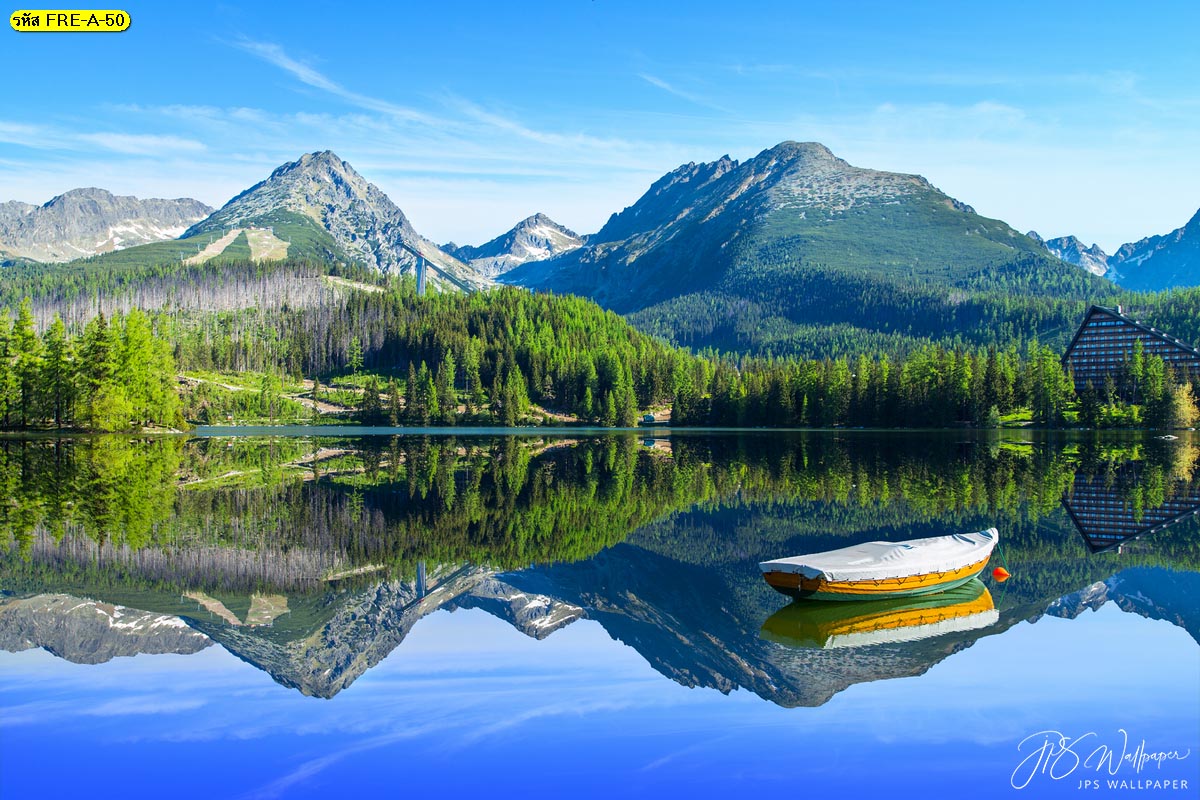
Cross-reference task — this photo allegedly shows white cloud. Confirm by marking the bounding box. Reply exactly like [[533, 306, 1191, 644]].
[[232, 40, 441, 125], [76, 133, 207, 155], [638, 73, 730, 112], [84, 696, 207, 716]]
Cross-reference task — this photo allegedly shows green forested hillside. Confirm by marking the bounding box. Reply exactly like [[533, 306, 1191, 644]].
[[628, 259, 1112, 358], [7, 252, 1200, 430], [167, 282, 693, 426]]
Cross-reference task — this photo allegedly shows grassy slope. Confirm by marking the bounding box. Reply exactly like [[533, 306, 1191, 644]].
[[6, 209, 347, 277]]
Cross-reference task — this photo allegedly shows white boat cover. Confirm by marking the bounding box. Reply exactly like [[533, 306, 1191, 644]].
[[759, 528, 998, 582]]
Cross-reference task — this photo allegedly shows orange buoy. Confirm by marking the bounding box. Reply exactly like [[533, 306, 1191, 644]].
[[992, 566, 1011, 582]]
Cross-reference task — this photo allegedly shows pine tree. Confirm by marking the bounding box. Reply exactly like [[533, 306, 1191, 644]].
[[503, 363, 529, 426], [360, 375, 383, 424], [614, 366, 637, 427], [437, 350, 456, 423], [490, 356, 504, 422], [464, 341, 484, 412], [11, 298, 42, 427], [0, 313, 14, 427], [76, 313, 130, 431], [40, 316, 75, 428], [259, 373, 283, 422], [415, 361, 437, 424], [348, 335, 363, 373], [387, 378, 402, 426], [1166, 384, 1200, 429], [1078, 381, 1101, 428], [405, 362, 418, 423], [120, 309, 157, 425]]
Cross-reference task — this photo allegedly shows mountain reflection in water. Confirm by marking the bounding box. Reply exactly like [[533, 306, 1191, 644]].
[[1, 431, 1199, 708]]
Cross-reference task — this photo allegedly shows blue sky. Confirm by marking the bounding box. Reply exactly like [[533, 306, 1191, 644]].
[[2, 0, 1198, 252]]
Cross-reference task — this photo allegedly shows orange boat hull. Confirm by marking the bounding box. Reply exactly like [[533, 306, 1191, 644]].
[[762, 555, 992, 601]]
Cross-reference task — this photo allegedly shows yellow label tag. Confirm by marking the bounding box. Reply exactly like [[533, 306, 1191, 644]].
[[10, 9, 130, 31]]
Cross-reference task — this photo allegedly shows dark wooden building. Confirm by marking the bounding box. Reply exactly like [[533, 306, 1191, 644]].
[[1062, 305, 1200, 396]]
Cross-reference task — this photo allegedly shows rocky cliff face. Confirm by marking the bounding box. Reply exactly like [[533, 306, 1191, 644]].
[[186, 151, 488, 289], [0, 593, 211, 664], [0, 188, 211, 262], [446, 213, 583, 278]]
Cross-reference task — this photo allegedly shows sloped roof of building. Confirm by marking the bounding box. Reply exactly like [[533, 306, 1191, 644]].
[[1062, 305, 1200, 365]]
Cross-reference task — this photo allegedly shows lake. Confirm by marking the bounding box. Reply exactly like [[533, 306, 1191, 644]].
[[1, 430, 1197, 798]]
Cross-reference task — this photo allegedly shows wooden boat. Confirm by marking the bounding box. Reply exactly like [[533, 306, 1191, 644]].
[[759, 528, 998, 601], [759, 578, 997, 649]]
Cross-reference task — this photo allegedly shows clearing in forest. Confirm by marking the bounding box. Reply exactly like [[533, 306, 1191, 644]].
[[183, 227, 290, 265], [183, 229, 242, 265], [246, 228, 289, 261]]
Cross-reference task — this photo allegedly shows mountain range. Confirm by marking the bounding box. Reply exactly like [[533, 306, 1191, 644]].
[[1027, 232, 1111, 277], [0, 592, 212, 664], [1029, 209, 1200, 291], [3, 143, 1198, 356]]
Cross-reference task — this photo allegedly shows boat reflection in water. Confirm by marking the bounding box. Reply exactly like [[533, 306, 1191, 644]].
[[760, 579, 998, 650]]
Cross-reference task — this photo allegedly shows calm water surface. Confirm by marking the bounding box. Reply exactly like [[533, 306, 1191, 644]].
[[1, 431, 1197, 798]]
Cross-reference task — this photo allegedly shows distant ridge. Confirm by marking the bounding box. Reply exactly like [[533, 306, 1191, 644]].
[[1108, 208, 1200, 290], [1029, 208, 1200, 290], [0, 188, 210, 263], [1027, 231, 1110, 277]]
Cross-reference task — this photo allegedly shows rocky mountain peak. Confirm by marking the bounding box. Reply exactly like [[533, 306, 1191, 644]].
[[269, 149, 355, 183], [522, 212, 554, 227], [591, 155, 738, 244], [748, 141, 935, 214], [505, 139, 1052, 319], [185, 151, 488, 288], [47, 187, 115, 206], [449, 212, 583, 278], [759, 140, 842, 166], [222, 149, 401, 218], [1033, 234, 1111, 277]]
